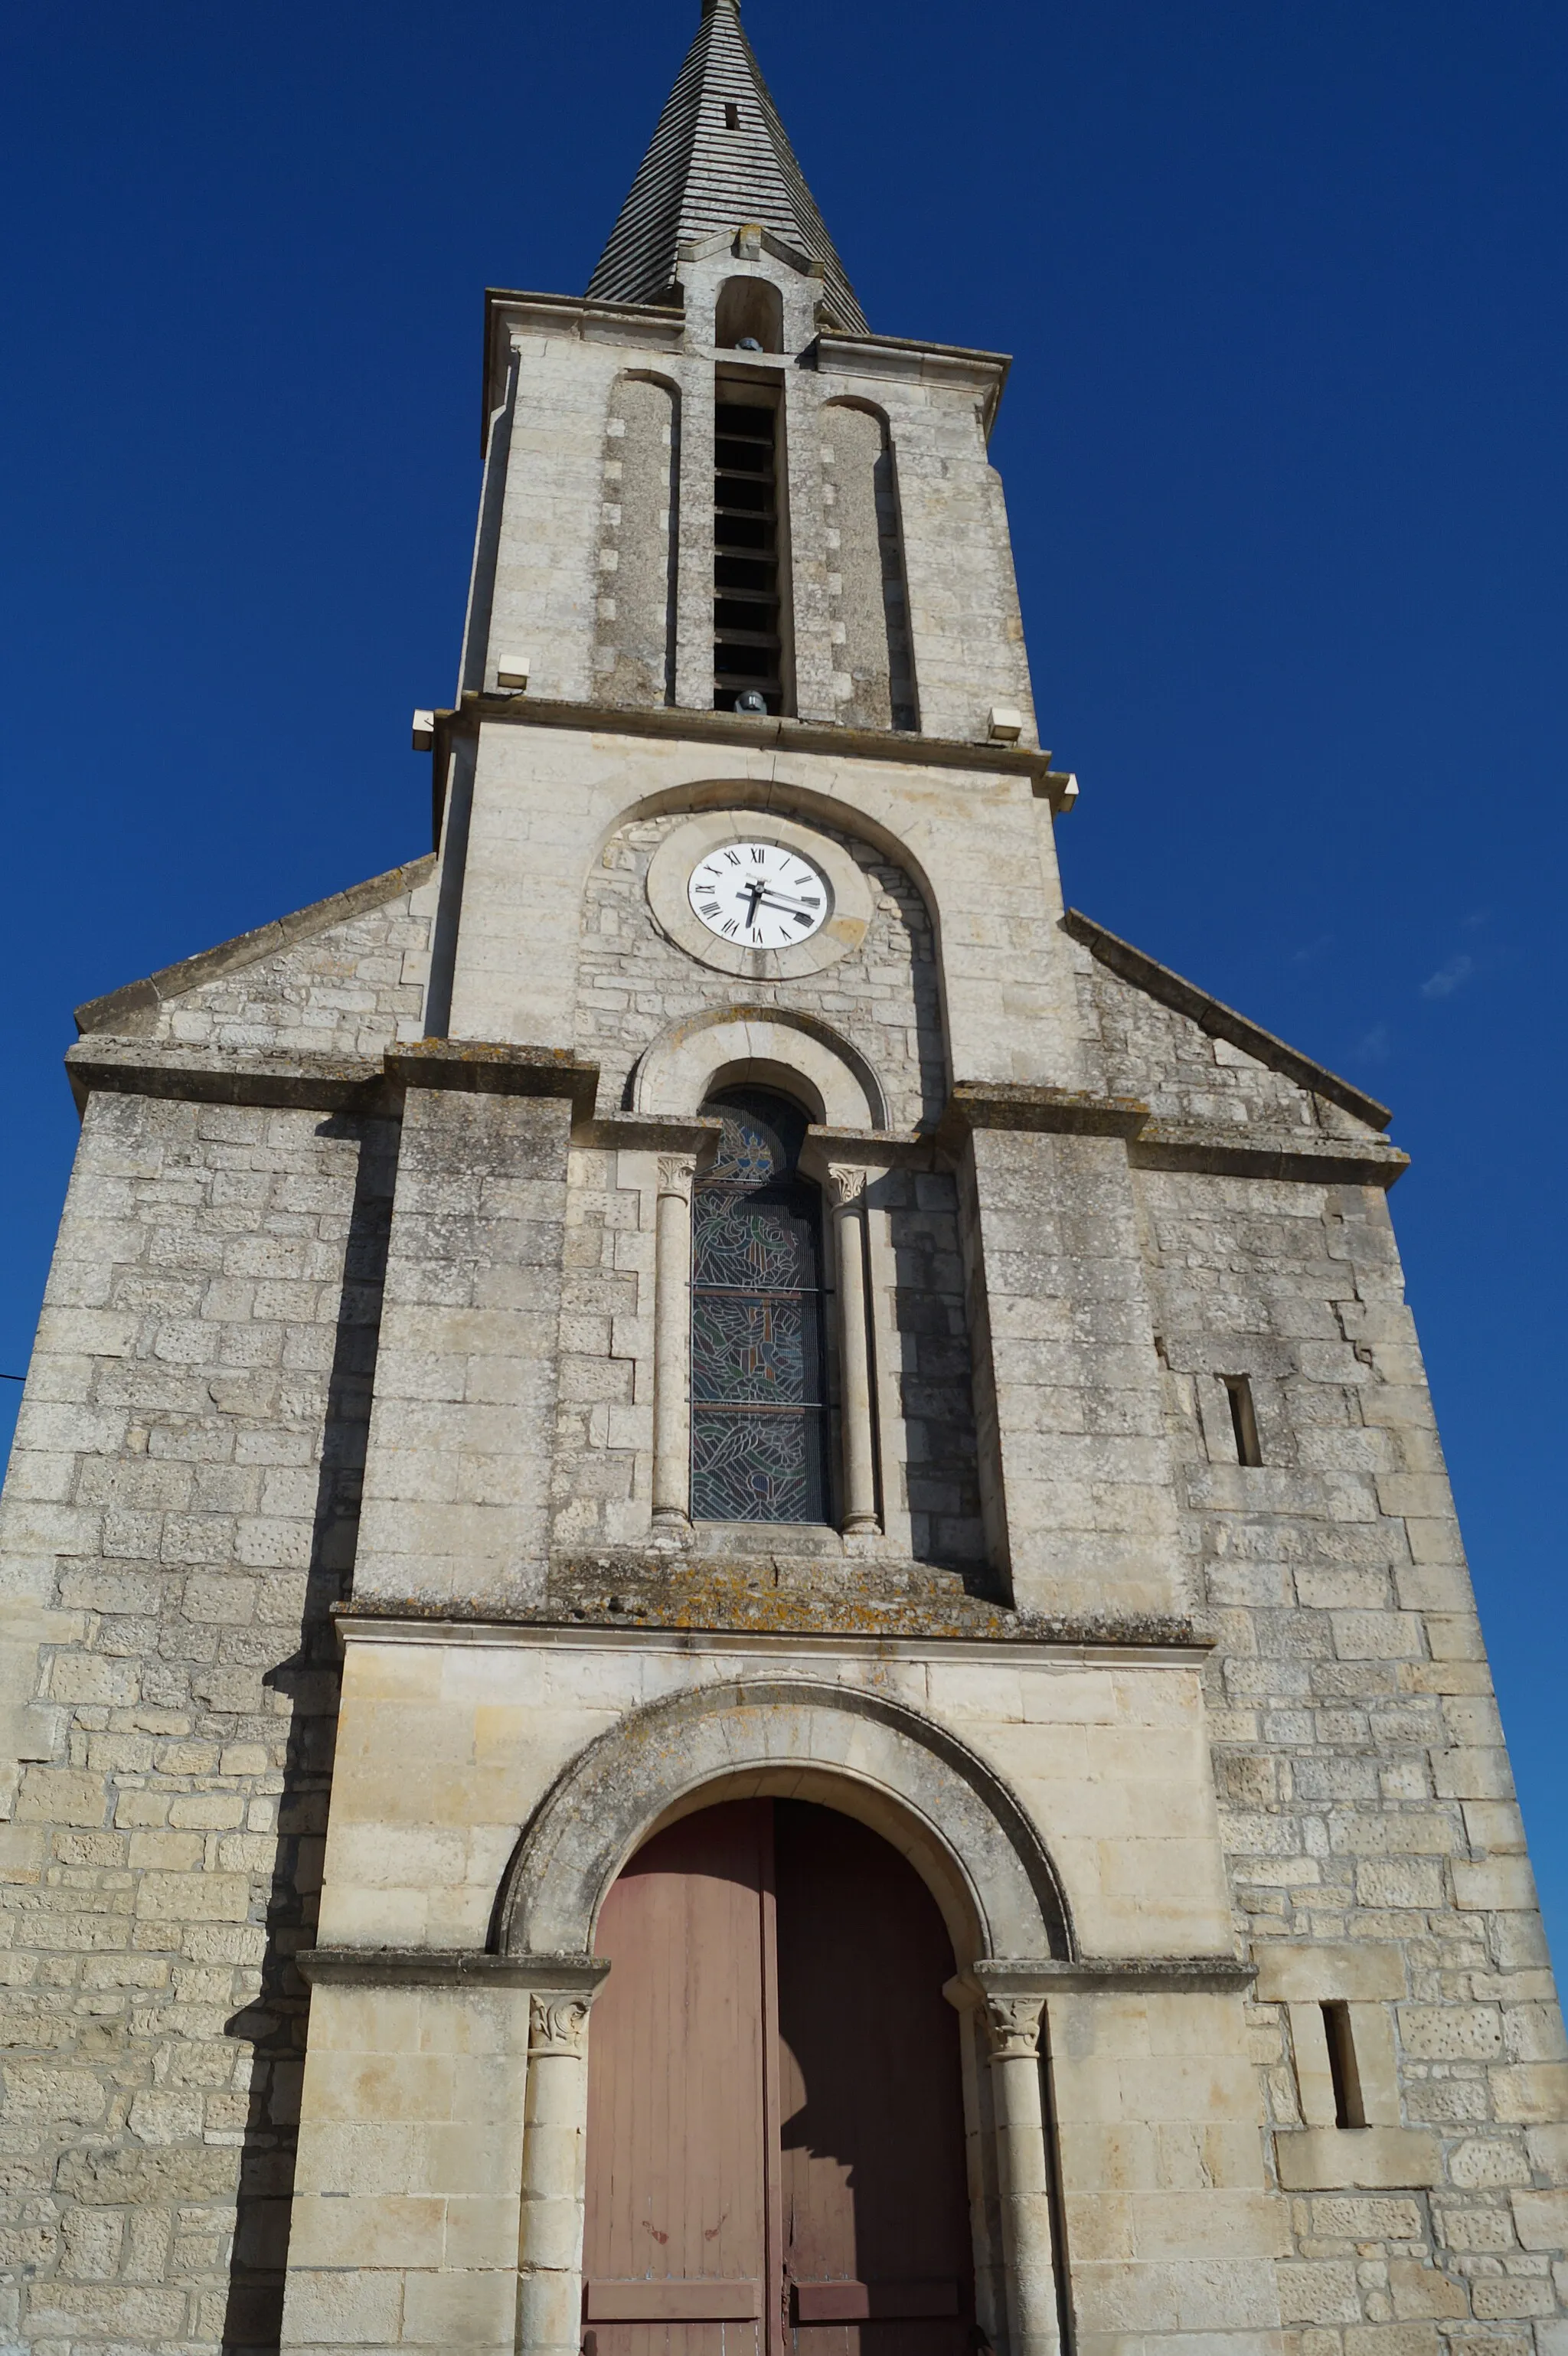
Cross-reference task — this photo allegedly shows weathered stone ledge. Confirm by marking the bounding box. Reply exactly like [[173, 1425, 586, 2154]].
[[334, 1561, 1210, 1652], [940, 1082, 1406, 1185], [427, 691, 1060, 794], [962, 1955, 1257, 1995], [64, 1036, 600, 1119], [1130, 1119, 1410, 1188], [939, 1081, 1150, 1142], [298, 1947, 607, 1991], [61, 1040, 1403, 1186]]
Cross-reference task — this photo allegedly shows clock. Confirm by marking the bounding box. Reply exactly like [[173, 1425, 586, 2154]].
[[687, 841, 832, 950]]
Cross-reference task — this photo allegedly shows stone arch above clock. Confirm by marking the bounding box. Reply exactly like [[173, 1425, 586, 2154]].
[[577, 803, 947, 1134]]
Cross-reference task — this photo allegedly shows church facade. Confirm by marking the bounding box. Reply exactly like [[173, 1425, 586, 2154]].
[[2, 9, 1564, 2356]]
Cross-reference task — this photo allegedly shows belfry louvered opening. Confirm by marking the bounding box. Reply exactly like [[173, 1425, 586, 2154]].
[[714, 391, 787, 712]]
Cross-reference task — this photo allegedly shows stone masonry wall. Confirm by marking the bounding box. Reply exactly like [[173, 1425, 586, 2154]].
[[0, 1092, 398, 2356], [1076, 942, 1380, 1139], [1137, 1162, 1568, 2356], [576, 809, 946, 1129], [133, 877, 436, 1062], [592, 372, 678, 708]]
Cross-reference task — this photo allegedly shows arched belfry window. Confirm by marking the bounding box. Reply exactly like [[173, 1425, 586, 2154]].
[[690, 1089, 828, 1522]]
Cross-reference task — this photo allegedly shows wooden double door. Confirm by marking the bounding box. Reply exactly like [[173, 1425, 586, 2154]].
[[583, 1799, 974, 2356]]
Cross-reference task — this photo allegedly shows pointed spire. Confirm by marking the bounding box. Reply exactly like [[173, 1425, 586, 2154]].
[[587, 0, 867, 333]]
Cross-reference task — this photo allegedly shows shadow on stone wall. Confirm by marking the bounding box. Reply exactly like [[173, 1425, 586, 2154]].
[[220, 1116, 400, 2355], [887, 1179, 995, 1591]]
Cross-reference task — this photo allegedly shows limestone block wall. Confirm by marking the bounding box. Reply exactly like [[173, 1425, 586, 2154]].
[[1047, 1985, 1289, 2356], [576, 807, 946, 1126], [77, 862, 436, 1061], [1138, 1162, 1568, 2348], [817, 400, 916, 732], [478, 305, 1036, 741], [959, 1126, 1187, 1626], [445, 727, 1083, 1092], [1074, 937, 1379, 1139], [315, 1629, 1233, 1961], [0, 1092, 398, 2356], [590, 372, 678, 708], [351, 1092, 572, 1613], [279, 1979, 531, 2356], [487, 336, 628, 706]]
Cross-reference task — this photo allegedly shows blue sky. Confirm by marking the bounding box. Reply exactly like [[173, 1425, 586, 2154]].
[[2, 0, 1563, 1949]]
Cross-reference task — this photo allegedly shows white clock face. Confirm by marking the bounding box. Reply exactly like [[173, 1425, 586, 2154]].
[[687, 841, 831, 950]]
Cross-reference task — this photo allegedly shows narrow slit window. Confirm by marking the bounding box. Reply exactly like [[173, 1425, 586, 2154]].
[[1223, 1374, 1262, 1466], [1321, 2002, 1366, 2129], [724, 101, 740, 129]]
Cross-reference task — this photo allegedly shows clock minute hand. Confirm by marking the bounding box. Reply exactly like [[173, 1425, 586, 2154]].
[[753, 887, 822, 913]]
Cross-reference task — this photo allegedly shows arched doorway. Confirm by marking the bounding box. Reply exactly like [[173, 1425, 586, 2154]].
[[583, 1799, 973, 2356]]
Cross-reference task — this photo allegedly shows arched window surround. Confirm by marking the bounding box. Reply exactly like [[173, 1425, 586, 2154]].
[[638, 1018, 887, 1538], [688, 1087, 831, 1524]]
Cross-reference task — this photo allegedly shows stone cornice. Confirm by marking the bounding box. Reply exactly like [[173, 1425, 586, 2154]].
[[385, 1039, 598, 1117], [938, 1083, 1408, 1188], [1130, 1119, 1409, 1188], [63, 1044, 1408, 1188], [577, 1112, 722, 1155], [299, 1946, 609, 1993], [963, 1956, 1256, 1998], [427, 694, 1057, 839], [478, 289, 1016, 438], [65, 1037, 601, 1121], [811, 331, 1011, 433], [939, 1083, 1150, 1144], [333, 1589, 1211, 1655]]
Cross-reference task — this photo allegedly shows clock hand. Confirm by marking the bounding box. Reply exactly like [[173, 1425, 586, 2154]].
[[752, 887, 822, 913]]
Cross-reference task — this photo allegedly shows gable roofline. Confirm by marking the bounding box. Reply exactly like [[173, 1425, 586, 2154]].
[[74, 854, 436, 1038], [1063, 909, 1393, 1133]]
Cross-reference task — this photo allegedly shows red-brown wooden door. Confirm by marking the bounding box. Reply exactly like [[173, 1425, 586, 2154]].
[[583, 1799, 972, 2356]]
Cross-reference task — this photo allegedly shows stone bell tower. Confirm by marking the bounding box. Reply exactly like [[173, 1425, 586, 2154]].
[[2, 8, 1565, 2356]]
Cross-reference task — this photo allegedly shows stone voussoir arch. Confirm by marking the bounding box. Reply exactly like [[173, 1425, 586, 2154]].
[[583, 776, 942, 940], [632, 1004, 890, 1129], [496, 1675, 1074, 1967]]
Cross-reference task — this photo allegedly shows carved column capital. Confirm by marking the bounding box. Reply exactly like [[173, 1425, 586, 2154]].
[[657, 1153, 697, 1201], [528, 1990, 596, 2057], [825, 1162, 869, 1213], [984, 1991, 1046, 2061]]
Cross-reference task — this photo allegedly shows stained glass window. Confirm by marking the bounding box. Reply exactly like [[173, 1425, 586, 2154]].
[[690, 1089, 828, 1523]]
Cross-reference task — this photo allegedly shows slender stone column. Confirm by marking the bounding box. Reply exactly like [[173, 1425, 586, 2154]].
[[826, 1164, 879, 1533], [652, 1153, 697, 1525], [981, 1987, 1060, 2356], [517, 1986, 603, 2356]]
